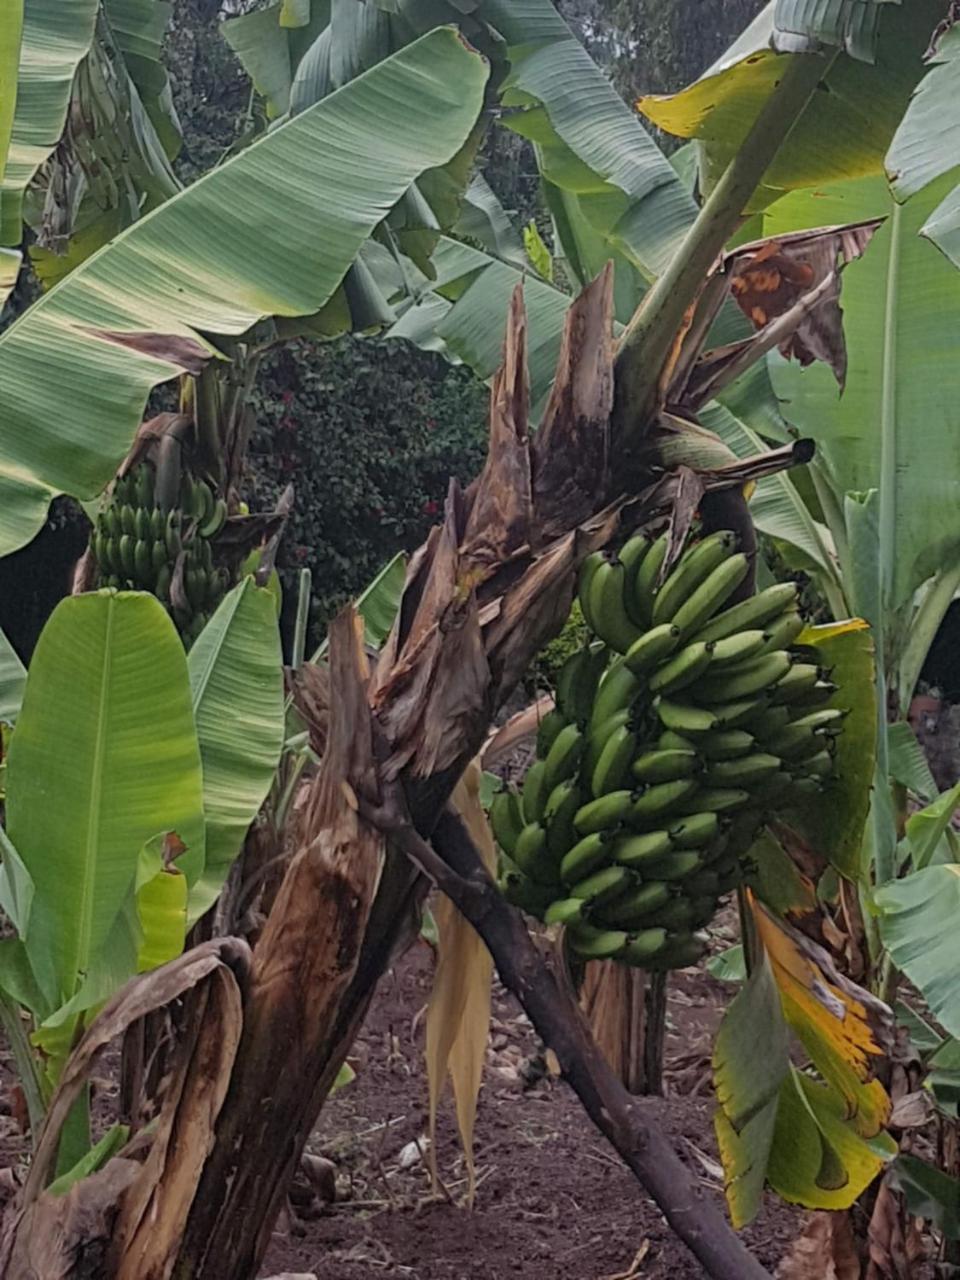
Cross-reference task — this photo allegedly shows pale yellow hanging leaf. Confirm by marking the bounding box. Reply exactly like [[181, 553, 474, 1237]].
[[424, 758, 494, 1205]]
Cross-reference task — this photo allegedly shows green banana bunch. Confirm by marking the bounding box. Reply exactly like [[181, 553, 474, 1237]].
[[93, 463, 235, 647], [489, 526, 849, 971]]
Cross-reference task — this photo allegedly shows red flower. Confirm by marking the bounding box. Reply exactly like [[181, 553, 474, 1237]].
[[281, 390, 294, 405], [422, 499, 439, 516]]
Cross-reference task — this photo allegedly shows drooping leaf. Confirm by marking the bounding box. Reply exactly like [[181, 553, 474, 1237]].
[[0, 624, 26, 726], [0, 28, 489, 556], [187, 579, 285, 923], [767, 1066, 895, 1209], [5, 591, 204, 1009], [772, 0, 897, 60], [522, 219, 553, 282], [455, 174, 525, 267], [752, 899, 892, 1138], [425, 760, 494, 1207], [638, 1, 943, 206], [766, 175, 960, 612], [0, 0, 100, 244], [780, 621, 877, 880], [876, 865, 960, 1040], [103, 0, 181, 158], [713, 951, 790, 1226], [888, 1154, 960, 1239]]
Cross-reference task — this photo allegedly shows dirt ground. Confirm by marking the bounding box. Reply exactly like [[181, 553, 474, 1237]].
[[0, 917, 799, 1280], [257, 934, 799, 1280]]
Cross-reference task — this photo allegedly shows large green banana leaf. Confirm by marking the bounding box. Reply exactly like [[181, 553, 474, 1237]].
[[764, 175, 960, 617], [886, 22, 960, 268], [0, 0, 99, 245], [0, 0, 23, 188], [103, 0, 181, 157], [877, 864, 960, 1040], [187, 578, 285, 923], [4, 591, 204, 1011], [0, 28, 488, 558], [638, 0, 944, 206]]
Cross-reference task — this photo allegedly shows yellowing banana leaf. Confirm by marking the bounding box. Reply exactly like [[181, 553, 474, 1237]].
[[713, 951, 790, 1227], [425, 759, 494, 1206], [637, 1, 943, 207], [876, 865, 960, 1041], [752, 901, 892, 1138], [0, 623, 25, 726], [5, 591, 204, 1011], [886, 22, 960, 267], [187, 578, 285, 924], [0, 28, 489, 557], [0, 0, 99, 245], [767, 1066, 895, 1209]]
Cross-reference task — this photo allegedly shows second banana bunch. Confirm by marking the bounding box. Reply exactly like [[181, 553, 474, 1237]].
[[492, 528, 846, 972]]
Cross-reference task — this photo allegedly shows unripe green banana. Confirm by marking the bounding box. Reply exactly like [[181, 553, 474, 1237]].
[[513, 822, 555, 884], [752, 770, 793, 804], [497, 853, 558, 915], [119, 533, 136, 578], [789, 708, 847, 735], [697, 729, 755, 760], [684, 869, 720, 897], [624, 623, 681, 676], [644, 850, 703, 882], [709, 629, 766, 667], [791, 776, 827, 800], [198, 539, 214, 574], [642, 898, 696, 931], [677, 786, 750, 816], [748, 704, 791, 738], [200, 497, 228, 539], [544, 779, 582, 858], [611, 829, 673, 868], [765, 723, 823, 763], [133, 463, 155, 510], [560, 832, 612, 884], [186, 567, 205, 611], [150, 507, 165, 541], [629, 777, 699, 824], [649, 640, 715, 695], [104, 504, 121, 538], [692, 582, 800, 644], [134, 506, 151, 542], [655, 696, 718, 735], [705, 753, 782, 787], [556, 645, 606, 725], [577, 552, 605, 632], [770, 663, 821, 705], [792, 680, 839, 708], [522, 760, 550, 824], [690, 896, 719, 928], [631, 748, 700, 784], [652, 530, 738, 627], [630, 532, 668, 626], [584, 710, 630, 782], [619, 927, 670, 965], [792, 749, 834, 779], [545, 897, 589, 927], [670, 553, 750, 640], [590, 658, 643, 731], [757, 609, 805, 655], [668, 811, 721, 849], [711, 695, 770, 729], [620, 534, 654, 627], [645, 932, 707, 971], [134, 538, 152, 583], [592, 723, 638, 797], [120, 503, 137, 536], [588, 557, 642, 654], [597, 883, 670, 928], [543, 722, 584, 790], [658, 729, 696, 752], [490, 788, 523, 857], [569, 863, 634, 906], [574, 790, 633, 835], [155, 564, 172, 602], [151, 539, 168, 574], [536, 708, 568, 758], [567, 925, 630, 960], [693, 651, 792, 704]]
